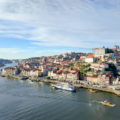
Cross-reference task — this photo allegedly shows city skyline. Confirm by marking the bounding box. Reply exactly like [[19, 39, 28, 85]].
[[0, 0, 120, 59]]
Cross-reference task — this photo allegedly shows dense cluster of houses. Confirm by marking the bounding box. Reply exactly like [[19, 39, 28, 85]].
[[2, 67, 20, 76], [1, 45, 120, 86], [48, 69, 80, 81]]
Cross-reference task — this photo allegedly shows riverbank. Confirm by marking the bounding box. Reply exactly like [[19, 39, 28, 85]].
[[43, 79, 120, 96], [74, 84, 120, 96], [0, 74, 45, 82], [1, 74, 120, 96], [0, 75, 23, 80]]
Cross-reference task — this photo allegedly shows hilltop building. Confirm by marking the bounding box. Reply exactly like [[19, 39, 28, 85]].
[[93, 47, 114, 58]]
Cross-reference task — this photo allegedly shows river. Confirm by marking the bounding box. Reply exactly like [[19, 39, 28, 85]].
[[0, 62, 18, 70], [0, 76, 120, 120]]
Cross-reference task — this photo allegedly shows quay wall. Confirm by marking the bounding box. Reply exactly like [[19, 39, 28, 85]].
[[43, 79, 120, 96], [1, 75, 120, 96]]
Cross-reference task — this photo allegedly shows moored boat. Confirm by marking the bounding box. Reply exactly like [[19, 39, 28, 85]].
[[51, 83, 76, 92], [50, 85, 57, 89], [88, 89, 96, 93], [101, 100, 115, 107]]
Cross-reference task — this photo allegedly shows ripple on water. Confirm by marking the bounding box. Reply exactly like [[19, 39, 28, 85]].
[[0, 78, 120, 120]]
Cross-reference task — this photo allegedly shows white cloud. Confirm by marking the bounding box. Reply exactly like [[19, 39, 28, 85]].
[[0, 48, 26, 59], [0, 0, 120, 49], [36, 49, 65, 56], [0, 48, 25, 54], [35, 49, 80, 57]]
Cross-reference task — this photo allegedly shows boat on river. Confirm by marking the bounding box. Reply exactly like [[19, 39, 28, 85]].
[[51, 83, 76, 92], [88, 89, 96, 93], [101, 100, 115, 107]]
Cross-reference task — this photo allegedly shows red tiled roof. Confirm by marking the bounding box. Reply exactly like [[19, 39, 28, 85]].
[[80, 58, 85, 60], [86, 54, 94, 58], [105, 53, 114, 55]]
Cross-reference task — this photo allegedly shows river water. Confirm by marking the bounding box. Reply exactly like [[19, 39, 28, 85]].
[[0, 77, 120, 120]]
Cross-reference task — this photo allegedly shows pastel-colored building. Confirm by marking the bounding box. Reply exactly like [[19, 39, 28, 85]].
[[90, 63, 109, 71], [21, 69, 42, 77], [2, 67, 20, 76]]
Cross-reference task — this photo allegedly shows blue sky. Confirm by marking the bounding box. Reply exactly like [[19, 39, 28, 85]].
[[0, 0, 120, 59]]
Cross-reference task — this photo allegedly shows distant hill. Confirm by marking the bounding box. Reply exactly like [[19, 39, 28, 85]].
[[0, 59, 12, 65], [0, 63, 4, 67]]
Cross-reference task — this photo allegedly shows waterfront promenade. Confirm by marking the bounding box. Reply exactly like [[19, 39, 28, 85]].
[[2, 73, 120, 96], [1, 69, 120, 97], [43, 79, 120, 96]]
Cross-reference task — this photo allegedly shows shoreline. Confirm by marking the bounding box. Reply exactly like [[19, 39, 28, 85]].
[[1, 75, 120, 96], [42, 79, 120, 96]]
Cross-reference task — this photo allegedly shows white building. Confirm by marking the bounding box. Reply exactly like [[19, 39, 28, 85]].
[[85, 54, 95, 63], [91, 63, 109, 71], [93, 48, 106, 58]]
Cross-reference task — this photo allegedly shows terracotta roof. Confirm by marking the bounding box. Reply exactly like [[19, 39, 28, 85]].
[[105, 53, 114, 55], [80, 58, 85, 60], [86, 54, 94, 58]]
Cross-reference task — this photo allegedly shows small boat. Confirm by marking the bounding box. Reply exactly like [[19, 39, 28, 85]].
[[101, 100, 115, 107], [51, 83, 76, 92], [88, 89, 96, 93], [50, 85, 57, 89]]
